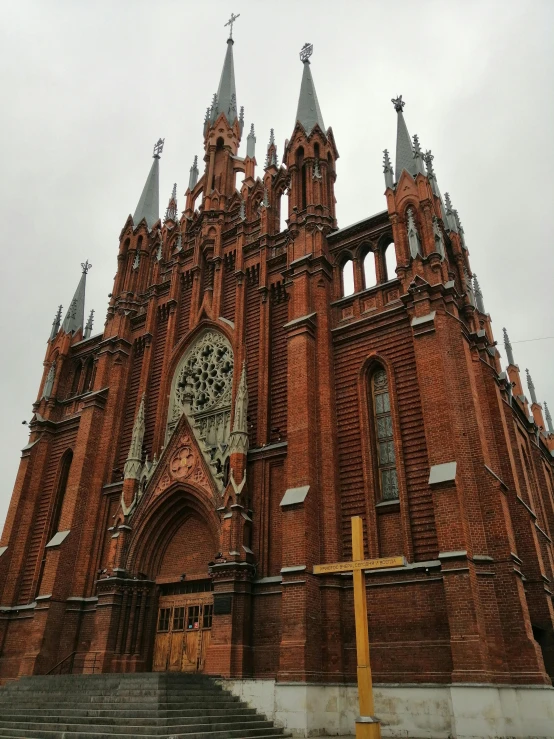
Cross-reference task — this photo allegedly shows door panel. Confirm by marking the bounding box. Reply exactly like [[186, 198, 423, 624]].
[[153, 591, 213, 673]]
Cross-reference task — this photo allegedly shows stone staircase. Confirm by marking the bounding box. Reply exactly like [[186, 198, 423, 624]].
[[0, 673, 290, 739]]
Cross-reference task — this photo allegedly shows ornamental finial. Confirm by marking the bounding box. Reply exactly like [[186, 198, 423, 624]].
[[224, 12, 240, 39], [391, 95, 405, 113], [81, 260, 92, 275], [300, 43, 313, 63], [153, 138, 165, 159]]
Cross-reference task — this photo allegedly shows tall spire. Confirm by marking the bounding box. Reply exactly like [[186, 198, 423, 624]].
[[503, 328, 515, 366], [526, 369, 538, 405], [544, 402, 554, 434], [50, 304, 63, 341], [391, 96, 417, 180], [62, 261, 90, 335], [296, 43, 326, 136], [133, 139, 164, 230], [213, 29, 238, 126]]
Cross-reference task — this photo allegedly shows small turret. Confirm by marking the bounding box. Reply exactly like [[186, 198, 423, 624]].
[[544, 402, 554, 435], [265, 129, 278, 169], [412, 134, 426, 176], [124, 394, 146, 481], [503, 328, 515, 366], [383, 149, 394, 190], [188, 156, 199, 191], [164, 183, 178, 222], [246, 124, 256, 159], [49, 305, 63, 342], [84, 309, 95, 340], [526, 369, 538, 405], [473, 275, 485, 314]]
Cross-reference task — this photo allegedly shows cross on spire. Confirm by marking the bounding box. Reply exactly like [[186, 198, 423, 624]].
[[300, 43, 313, 63], [81, 260, 92, 275], [224, 12, 240, 39], [153, 138, 165, 159]]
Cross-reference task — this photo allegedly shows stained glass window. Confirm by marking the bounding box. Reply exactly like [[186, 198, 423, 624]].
[[372, 369, 399, 501]]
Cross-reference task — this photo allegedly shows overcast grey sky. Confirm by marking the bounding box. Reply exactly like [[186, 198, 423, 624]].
[[1, 0, 553, 531]]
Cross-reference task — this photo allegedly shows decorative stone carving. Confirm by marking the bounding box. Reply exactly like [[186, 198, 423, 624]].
[[167, 330, 234, 491], [124, 394, 145, 481], [432, 216, 445, 258], [170, 445, 196, 479], [42, 361, 56, 400], [406, 208, 422, 259]]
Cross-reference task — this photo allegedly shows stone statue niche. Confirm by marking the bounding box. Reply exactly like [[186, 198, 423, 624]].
[[167, 330, 234, 487]]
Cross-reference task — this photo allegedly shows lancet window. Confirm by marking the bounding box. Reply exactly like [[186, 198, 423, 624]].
[[371, 368, 399, 501], [342, 258, 355, 297]]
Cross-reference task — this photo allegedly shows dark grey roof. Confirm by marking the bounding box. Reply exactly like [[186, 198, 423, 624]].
[[216, 39, 238, 124], [296, 60, 325, 135], [133, 156, 160, 230], [395, 109, 418, 180], [62, 271, 87, 334]]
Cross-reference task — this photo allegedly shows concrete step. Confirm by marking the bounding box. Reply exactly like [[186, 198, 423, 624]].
[[0, 727, 287, 739], [0, 707, 257, 720], [0, 693, 241, 704], [0, 713, 264, 728], [0, 720, 275, 735]]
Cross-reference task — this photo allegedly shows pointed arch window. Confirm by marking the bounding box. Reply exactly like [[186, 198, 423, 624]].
[[51, 450, 73, 535], [371, 368, 399, 500]]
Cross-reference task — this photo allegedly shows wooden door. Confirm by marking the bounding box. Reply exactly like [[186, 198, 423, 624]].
[[153, 593, 213, 672]]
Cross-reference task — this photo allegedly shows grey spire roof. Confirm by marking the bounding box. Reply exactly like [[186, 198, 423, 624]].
[[392, 96, 418, 180], [62, 261, 90, 335], [188, 156, 199, 191], [473, 275, 485, 313], [133, 141, 164, 229], [383, 149, 394, 189], [84, 309, 95, 339], [215, 39, 238, 124], [296, 59, 326, 135]]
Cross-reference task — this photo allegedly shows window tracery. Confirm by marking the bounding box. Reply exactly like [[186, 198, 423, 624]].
[[371, 368, 399, 501]]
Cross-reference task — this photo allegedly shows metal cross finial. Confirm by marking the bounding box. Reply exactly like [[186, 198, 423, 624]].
[[153, 138, 165, 158], [300, 43, 313, 63], [391, 95, 405, 113], [81, 260, 92, 275], [225, 12, 240, 38]]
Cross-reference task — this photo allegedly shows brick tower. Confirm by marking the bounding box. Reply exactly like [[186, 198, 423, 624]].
[[1, 27, 554, 737]]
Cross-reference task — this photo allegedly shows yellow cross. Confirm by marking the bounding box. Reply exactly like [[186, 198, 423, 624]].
[[313, 516, 405, 739]]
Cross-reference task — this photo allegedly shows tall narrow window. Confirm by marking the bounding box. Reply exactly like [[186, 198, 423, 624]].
[[384, 243, 397, 282], [51, 450, 73, 534], [363, 251, 377, 288], [372, 369, 399, 500], [342, 259, 355, 297]]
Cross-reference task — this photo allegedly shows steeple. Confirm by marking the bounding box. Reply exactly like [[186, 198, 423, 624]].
[[503, 328, 515, 366], [265, 129, 278, 169], [391, 96, 418, 180], [84, 309, 95, 340], [211, 28, 239, 127], [50, 304, 62, 341], [133, 139, 164, 230], [62, 260, 90, 335], [296, 43, 326, 135]]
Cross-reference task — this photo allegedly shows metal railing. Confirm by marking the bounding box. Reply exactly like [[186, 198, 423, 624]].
[[46, 651, 100, 675]]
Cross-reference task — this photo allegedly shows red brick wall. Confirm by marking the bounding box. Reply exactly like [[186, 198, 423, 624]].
[[158, 516, 216, 579]]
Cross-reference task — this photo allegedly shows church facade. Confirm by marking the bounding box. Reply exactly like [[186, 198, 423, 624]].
[[1, 29, 554, 737]]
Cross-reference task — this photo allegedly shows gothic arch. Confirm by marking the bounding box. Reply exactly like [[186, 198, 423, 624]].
[[126, 483, 221, 579]]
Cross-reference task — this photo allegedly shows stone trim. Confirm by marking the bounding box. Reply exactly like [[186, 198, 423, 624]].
[[280, 486, 310, 507], [428, 462, 457, 485]]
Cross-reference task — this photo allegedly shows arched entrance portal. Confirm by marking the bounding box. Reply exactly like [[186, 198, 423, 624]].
[[153, 515, 216, 672], [127, 485, 220, 673]]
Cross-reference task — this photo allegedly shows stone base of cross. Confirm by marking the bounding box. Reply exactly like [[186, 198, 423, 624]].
[[313, 516, 405, 738]]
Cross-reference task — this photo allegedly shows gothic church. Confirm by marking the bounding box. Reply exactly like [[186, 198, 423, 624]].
[[1, 27, 554, 737]]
